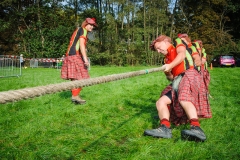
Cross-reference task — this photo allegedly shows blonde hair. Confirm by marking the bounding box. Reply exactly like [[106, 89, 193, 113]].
[[81, 20, 88, 28]]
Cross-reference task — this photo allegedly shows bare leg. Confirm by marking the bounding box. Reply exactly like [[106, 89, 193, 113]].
[[179, 101, 198, 119], [156, 95, 171, 120], [144, 95, 172, 138]]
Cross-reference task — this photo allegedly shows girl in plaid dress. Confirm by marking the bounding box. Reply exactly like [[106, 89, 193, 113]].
[[61, 18, 97, 104]]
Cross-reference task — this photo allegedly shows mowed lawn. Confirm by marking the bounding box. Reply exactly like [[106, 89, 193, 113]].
[[0, 66, 240, 159]]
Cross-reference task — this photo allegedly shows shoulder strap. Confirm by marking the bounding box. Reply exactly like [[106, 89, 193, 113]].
[[174, 38, 193, 54], [173, 38, 183, 47], [190, 45, 197, 54], [192, 42, 201, 54], [202, 48, 206, 58]]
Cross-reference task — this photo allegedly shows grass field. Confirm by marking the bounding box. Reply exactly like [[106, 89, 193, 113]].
[[1, 66, 240, 159]]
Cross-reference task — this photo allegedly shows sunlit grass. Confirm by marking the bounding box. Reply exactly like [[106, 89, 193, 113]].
[[0, 66, 240, 159]]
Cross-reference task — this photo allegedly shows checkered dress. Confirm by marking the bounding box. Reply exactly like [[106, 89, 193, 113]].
[[61, 55, 90, 80], [178, 69, 212, 118], [160, 68, 212, 126], [202, 69, 210, 91], [160, 84, 189, 126]]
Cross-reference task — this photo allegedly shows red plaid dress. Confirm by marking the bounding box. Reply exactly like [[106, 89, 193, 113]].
[[178, 69, 212, 118], [202, 69, 210, 91], [61, 55, 90, 80], [160, 83, 189, 126], [160, 69, 212, 126]]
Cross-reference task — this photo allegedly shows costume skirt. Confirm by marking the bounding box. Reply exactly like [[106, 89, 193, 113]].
[[61, 55, 90, 80], [178, 69, 212, 118], [160, 69, 212, 125]]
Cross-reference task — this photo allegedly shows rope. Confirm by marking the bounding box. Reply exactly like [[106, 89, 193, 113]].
[[0, 66, 165, 104]]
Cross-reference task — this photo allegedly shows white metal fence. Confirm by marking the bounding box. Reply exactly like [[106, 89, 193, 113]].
[[29, 58, 59, 68], [0, 55, 90, 78], [30, 59, 38, 68], [0, 55, 22, 78]]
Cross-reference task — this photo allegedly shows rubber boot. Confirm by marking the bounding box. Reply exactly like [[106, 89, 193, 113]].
[[71, 88, 86, 104]]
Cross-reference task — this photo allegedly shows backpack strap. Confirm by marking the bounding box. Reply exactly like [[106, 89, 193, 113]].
[[173, 38, 185, 49], [173, 38, 194, 70], [192, 42, 202, 54]]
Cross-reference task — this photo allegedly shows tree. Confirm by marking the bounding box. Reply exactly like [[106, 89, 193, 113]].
[[1, 0, 239, 65], [175, 0, 234, 54]]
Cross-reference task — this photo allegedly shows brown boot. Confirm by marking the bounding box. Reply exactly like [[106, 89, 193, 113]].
[[71, 96, 86, 104]]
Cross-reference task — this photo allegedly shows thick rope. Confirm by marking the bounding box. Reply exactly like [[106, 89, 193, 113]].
[[0, 66, 165, 104]]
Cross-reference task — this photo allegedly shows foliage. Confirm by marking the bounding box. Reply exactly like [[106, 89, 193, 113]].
[[1, 0, 240, 65], [175, 0, 235, 54]]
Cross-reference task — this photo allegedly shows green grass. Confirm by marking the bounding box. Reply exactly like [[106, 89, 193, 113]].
[[1, 66, 240, 159]]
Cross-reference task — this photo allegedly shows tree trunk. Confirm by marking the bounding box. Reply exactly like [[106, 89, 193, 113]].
[[37, 0, 45, 57], [74, 0, 78, 22], [98, 0, 103, 47], [170, 0, 178, 38], [143, 0, 146, 51], [121, 4, 124, 30]]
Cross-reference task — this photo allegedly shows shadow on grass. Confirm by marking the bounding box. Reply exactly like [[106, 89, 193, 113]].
[[59, 91, 71, 99], [56, 80, 185, 158], [124, 98, 159, 128], [124, 96, 180, 131], [78, 111, 145, 154], [74, 84, 181, 156]]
